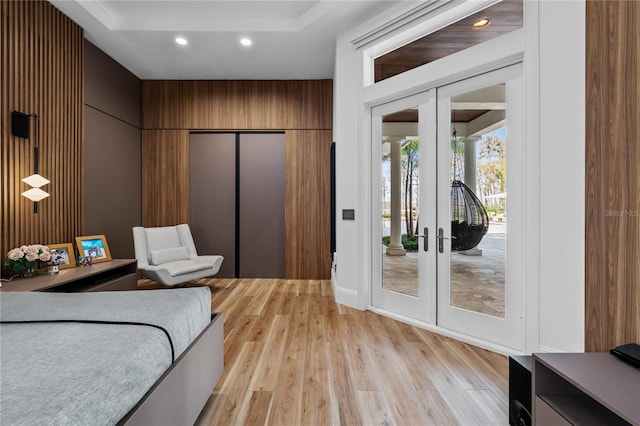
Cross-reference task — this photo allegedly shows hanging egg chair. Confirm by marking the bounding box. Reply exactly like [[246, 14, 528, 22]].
[[450, 180, 489, 251]]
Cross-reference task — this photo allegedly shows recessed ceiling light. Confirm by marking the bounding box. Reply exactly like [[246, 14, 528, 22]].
[[175, 37, 188, 46], [473, 18, 491, 29], [240, 38, 252, 47]]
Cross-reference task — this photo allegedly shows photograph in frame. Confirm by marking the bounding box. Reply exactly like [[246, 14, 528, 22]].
[[49, 243, 76, 270], [75, 235, 112, 263]]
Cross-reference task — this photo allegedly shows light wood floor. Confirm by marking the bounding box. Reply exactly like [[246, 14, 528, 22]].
[[141, 278, 508, 425]]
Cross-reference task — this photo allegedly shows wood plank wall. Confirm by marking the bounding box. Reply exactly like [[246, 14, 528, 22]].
[[141, 80, 332, 279], [141, 130, 190, 227], [585, 0, 640, 352], [285, 130, 332, 279], [1, 1, 84, 265]]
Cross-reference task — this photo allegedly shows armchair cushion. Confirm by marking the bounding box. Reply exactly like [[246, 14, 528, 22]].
[[161, 260, 214, 277], [149, 247, 189, 266]]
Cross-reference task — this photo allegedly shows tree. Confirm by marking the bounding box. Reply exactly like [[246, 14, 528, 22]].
[[401, 139, 419, 238], [450, 138, 465, 181], [477, 134, 506, 210]]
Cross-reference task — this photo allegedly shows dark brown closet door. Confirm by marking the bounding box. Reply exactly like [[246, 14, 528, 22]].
[[239, 133, 285, 278], [190, 133, 236, 278], [190, 132, 285, 278]]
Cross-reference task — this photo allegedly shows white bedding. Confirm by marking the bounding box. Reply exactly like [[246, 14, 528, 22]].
[[0, 287, 211, 426]]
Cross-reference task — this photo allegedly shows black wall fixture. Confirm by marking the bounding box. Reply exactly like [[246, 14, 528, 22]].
[[330, 142, 336, 257], [11, 110, 49, 213], [12, 111, 30, 139]]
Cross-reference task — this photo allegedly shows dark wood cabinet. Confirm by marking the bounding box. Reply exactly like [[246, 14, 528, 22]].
[[533, 352, 640, 425], [0, 259, 138, 292]]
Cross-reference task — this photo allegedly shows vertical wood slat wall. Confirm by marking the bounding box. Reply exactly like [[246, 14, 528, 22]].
[[1, 1, 83, 263], [141, 80, 332, 279], [585, 0, 640, 352]]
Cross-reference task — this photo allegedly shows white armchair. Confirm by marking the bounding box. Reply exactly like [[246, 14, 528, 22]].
[[133, 224, 223, 286]]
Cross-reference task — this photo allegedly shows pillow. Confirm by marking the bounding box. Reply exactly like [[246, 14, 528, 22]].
[[149, 247, 189, 265]]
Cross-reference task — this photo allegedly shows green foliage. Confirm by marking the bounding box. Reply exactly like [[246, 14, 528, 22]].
[[382, 234, 419, 251]]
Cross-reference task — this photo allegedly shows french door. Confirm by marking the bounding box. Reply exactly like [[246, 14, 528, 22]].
[[371, 64, 524, 350]]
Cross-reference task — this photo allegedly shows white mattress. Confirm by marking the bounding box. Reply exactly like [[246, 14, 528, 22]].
[[0, 287, 211, 426]]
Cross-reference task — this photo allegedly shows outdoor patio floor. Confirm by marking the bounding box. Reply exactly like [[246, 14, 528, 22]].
[[382, 223, 506, 318]]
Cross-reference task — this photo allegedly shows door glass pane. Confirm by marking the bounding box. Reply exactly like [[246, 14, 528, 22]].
[[449, 84, 506, 318], [381, 108, 419, 296]]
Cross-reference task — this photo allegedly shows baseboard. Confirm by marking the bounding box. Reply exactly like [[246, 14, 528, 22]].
[[369, 306, 524, 356], [331, 279, 361, 310], [537, 345, 565, 353]]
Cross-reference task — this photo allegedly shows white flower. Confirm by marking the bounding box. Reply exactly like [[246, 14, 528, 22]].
[[25, 251, 39, 262], [7, 248, 24, 260], [19, 245, 28, 252], [39, 252, 51, 262]]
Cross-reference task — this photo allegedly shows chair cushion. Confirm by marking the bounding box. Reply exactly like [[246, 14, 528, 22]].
[[145, 227, 182, 253], [149, 247, 190, 266], [162, 260, 214, 277]]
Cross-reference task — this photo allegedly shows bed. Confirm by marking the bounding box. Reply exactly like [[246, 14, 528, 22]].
[[0, 287, 224, 425]]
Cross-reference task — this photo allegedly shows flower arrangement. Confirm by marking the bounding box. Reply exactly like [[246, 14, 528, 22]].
[[4, 244, 52, 277]]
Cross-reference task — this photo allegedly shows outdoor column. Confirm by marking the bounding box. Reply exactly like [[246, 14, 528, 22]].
[[386, 139, 406, 256], [461, 136, 483, 256]]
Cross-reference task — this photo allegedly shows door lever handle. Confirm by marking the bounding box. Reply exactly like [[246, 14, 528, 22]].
[[416, 227, 428, 252], [438, 227, 449, 253]]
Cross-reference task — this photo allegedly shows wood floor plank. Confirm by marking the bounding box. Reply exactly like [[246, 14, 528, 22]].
[[300, 391, 335, 426], [419, 389, 461, 426], [266, 348, 305, 425], [326, 341, 364, 426], [249, 315, 291, 391], [302, 339, 329, 393], [217, 341, 265, 394], [168, 277, 509, 426], [356, 391, 397, 426], [239, 391, 272, 426], [221, 315, 258, 377], [243, 279, 277, 315]]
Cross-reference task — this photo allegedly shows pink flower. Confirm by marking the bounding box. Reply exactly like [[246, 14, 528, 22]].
[[7, 248, 24, 261]]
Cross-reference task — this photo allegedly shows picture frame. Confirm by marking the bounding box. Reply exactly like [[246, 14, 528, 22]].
[[49, 242, 76, 269], [75, 234, 112, 263]]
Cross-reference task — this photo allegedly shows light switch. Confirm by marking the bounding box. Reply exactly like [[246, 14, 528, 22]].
[[342, 209, 355, 220]]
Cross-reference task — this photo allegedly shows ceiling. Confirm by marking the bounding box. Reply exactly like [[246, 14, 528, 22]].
[[375, 0, 523, 82], [48, 0, 403, 80]]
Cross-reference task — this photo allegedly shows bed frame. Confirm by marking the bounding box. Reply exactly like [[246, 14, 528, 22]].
[[118, 313, 224, 425]]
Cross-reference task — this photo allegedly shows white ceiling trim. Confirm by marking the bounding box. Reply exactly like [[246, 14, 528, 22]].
[[47, 0, 403, 79], [350, 0, 454, 48], [77, 0, 112, 28], [77, 0, 342, 32]]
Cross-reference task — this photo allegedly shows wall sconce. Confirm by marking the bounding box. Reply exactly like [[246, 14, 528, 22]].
[[12, 111, 49, 213]]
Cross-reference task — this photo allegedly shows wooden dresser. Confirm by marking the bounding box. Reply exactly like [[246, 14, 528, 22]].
[[533, 352, 640, 425], [0, 259, 138, 292]]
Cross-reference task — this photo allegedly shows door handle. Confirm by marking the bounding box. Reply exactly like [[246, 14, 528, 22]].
[[438, 227, 449, 253], [416, 227, 428, 252]]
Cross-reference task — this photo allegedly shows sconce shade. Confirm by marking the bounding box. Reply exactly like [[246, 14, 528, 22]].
[[12, 111, 30, 139], [22, 173, 50, 188], [22, 187, 50, 202]]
